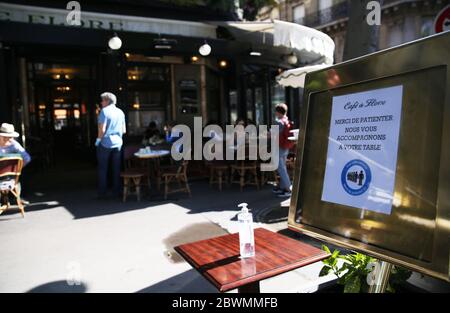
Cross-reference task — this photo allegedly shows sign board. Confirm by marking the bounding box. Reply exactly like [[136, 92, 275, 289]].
[[434, 5, 450, 33], [0, 2, 216, 38], [288, 32, 450, 282], [321, 86, 403, 215]]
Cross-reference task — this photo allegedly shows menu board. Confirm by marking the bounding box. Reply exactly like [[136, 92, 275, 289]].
[[321, 86, 403, 215]]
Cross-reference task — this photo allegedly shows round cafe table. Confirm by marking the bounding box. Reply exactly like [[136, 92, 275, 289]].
[[134, 149, 170, 190]]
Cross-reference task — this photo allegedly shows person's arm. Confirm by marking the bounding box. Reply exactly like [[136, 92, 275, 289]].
[[122, 114, 126, 135], [96, 110, 106, 146], [12, 140, 31, 166]]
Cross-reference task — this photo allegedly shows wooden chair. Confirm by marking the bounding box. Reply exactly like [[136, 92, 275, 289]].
[[120, 145, 147, 202], [162, 161, 191, 200], [230, 160, 259, 192], [208, 161, 229, 191], [260, 167, 279, 187], [0, 156, 25, 217], [120, 171, 144, 202]]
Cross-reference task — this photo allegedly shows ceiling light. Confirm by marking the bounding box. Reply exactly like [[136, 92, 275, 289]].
[[250, 51, 262, 57], [199, 41, 211, 56], [108, 34, 122, 50], [287, 52, 298, 65], [219, 60, 227, 68], [191, 56, 199, 62]]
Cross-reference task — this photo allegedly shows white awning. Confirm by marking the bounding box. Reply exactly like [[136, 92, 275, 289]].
[[216, 20, 335, 65], [276, 64, 330, 88], [273, 20, 335, 65]]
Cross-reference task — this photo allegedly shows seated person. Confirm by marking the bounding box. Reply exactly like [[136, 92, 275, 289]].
[[0, 123, 30, 203], [0, 123, 31, 165], [143, 121, 163, 146]]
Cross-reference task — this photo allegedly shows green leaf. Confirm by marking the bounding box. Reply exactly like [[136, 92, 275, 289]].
[[331, 249, 340, 259], [319, 266, 332, 277], [343, 275, 361, 293], [322, 245, 331, 254]]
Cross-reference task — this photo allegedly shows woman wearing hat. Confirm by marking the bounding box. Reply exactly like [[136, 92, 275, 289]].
[[0, 123, 31, 166]]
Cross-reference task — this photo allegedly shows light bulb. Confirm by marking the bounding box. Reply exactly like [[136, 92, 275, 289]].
[[199, 43, 211, 56], [108, 35, 122, 50], [287, 53, 298, 65]]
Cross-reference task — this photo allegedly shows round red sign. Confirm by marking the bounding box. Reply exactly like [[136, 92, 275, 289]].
[[434, 5, 450, 33]]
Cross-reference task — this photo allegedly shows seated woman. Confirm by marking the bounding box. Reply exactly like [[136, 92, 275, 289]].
[[143, 121, 163, 146], [0, 123, 31, 165]]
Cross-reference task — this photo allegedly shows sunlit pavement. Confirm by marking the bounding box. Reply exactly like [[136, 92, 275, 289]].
[[0, 170, 336, 293]]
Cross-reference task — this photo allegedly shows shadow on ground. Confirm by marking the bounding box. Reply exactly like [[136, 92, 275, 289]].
[[26, 280, 88, 293], [138, 269, 218, 293]]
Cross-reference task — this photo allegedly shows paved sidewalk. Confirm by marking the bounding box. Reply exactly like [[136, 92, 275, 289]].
[[0, 165, 336, 293]]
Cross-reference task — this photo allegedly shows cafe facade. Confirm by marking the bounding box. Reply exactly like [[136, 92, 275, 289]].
[[0, 0, 334, 157]]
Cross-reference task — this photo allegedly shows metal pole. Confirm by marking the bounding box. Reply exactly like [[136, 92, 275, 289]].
[[368, 260, 393, 293]]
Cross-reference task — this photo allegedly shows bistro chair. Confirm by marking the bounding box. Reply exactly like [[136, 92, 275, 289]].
[[259, 166, 279, 187], [207, 161, 229, 191], [230, 160, 259, 192], [120, 145, 148, 202], [162, 160, 191, 200], [0, 156, 25, 217]]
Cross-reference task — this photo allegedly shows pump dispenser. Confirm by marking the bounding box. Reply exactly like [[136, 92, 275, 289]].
[[237, 203, 255, 258]]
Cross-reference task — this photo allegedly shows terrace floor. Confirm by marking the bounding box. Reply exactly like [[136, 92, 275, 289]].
[[0, 160, 335, 293]]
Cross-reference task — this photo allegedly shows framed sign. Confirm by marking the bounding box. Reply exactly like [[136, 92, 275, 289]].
[[288, 32, 450, 282]]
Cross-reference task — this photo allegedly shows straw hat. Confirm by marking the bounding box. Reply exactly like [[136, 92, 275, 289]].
[[0, 123, 20, 138]]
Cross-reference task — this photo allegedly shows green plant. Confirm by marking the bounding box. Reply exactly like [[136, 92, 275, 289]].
[[319, 245, 412, 293]]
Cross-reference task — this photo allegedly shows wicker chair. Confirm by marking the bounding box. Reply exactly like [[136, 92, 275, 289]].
[[0, 156, 25, 217]]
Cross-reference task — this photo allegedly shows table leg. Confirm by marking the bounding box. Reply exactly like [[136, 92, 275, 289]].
[[237, 281, 260, 293]]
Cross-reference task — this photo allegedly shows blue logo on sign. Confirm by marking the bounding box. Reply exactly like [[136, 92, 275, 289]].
[[341, 159, 371, 196]]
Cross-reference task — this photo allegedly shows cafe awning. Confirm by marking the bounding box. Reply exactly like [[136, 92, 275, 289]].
[[276, 64, 330, 88], [217, 20, 335, 65]]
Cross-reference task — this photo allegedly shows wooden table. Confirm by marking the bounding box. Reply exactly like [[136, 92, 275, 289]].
[[175, 227, 330, 293], [134, 150, 170, 188]]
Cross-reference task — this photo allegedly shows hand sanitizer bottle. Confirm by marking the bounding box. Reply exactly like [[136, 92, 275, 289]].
[[237, 202, 255, 258]]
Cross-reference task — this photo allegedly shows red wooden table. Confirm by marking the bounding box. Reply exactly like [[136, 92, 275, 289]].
[[174, 227, 330, 293]]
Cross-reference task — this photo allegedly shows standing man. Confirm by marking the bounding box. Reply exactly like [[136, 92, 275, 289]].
[[272, 103, 294, 198], [96, 92, 126, 198]]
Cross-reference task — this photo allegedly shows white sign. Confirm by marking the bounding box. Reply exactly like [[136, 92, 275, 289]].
[[321, 85, 403, 215], [0, 3, 217, 39]]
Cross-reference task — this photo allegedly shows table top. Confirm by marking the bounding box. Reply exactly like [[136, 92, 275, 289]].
[[134, 150, 170, 159], [175, 227, 330, 292]]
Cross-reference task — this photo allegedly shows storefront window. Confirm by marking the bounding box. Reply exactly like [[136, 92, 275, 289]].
[[126, 90, 166, 135], [254, 87, 264, 125], [271, 83, 285, 123], [229, 90, 238, 124], [246, 88, 253, 122], [127, 66, 168, 81]]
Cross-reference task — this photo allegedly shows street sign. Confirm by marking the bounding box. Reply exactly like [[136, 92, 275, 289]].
[[288, 32, 450, 282], [434, 5, 450, 33]]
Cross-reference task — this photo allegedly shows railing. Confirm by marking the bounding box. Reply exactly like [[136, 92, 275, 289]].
[[295, 1, 349, 27], [295, 0, 420, 28]]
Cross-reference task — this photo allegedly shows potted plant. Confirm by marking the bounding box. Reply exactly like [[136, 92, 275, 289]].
[[319, 245, 412, 293]]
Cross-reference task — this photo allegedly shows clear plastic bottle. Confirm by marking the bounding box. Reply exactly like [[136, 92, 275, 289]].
[[237, 203, 255, 258]]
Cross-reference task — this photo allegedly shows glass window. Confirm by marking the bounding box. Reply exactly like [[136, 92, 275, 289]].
[[420, 16, 434, 38], [127, 65, 168, 81], [128, 90, 164, 109], [319, 0, 333, 10], [271, 83, 285, 123], [254, 87, 265, 126], [229, 90, 238, 124], [293, 4, 305, 23], [246, 88, 253, 122]]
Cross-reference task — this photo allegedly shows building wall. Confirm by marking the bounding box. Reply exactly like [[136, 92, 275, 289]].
[[258, 0, 447, 63]]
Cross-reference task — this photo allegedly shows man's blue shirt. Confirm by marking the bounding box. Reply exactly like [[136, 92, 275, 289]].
[[98, 104, 125, 149]]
